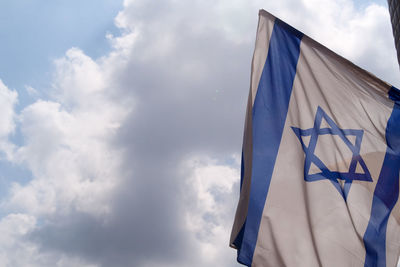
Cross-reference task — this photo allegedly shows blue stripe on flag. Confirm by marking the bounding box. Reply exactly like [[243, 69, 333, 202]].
[[237, 19, 303, 266], [363, 86, 400, 267], [232, 151, 246, 251]]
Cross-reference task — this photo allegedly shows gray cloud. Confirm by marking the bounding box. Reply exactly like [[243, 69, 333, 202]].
[[25, 1, 251, 266]]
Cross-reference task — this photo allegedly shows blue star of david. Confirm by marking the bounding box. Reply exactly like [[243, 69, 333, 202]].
[[291, 106, 372, 200]]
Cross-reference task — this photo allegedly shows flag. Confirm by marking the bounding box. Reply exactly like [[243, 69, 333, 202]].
[[230, 9, 400, 267]]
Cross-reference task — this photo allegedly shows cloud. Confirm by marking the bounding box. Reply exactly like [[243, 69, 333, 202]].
[[183, 156, 240, 267], [0, 80, 18, 160], [0, 0, 398, 266], [6, 47, 128, 218]]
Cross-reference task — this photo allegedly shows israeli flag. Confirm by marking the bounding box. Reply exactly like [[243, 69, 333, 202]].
[[230, 10, 400, 267]]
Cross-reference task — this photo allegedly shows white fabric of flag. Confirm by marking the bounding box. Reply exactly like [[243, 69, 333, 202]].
[[230, 9, 400, 267]]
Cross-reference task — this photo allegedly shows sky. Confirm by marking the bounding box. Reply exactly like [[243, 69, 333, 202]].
[[0, 0, 398, 266]]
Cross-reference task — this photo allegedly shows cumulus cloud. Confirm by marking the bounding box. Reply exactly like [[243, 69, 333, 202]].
[[184, 156, 240, 267], [6, 47, 128, 218], [0, 80, 18, 160], [0, 0, 398, 266]]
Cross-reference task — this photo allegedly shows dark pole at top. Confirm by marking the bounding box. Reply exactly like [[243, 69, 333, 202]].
[[388, 0, 400, 66]]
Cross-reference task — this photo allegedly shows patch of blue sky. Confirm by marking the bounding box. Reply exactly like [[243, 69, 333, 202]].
[[0, 159, 32, 199], [0, 0, 123, 110], [353, 0, 388, 9], [216, 155, 241, 169], [8, 120, 25, 149]]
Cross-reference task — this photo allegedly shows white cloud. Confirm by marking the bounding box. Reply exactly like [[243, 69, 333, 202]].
[[183, 155, 240, 267], [0, 214, 97, 267], [0, 213, 43, 267], [0, 80, 18, 160], [5, 48, 130, 218]]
